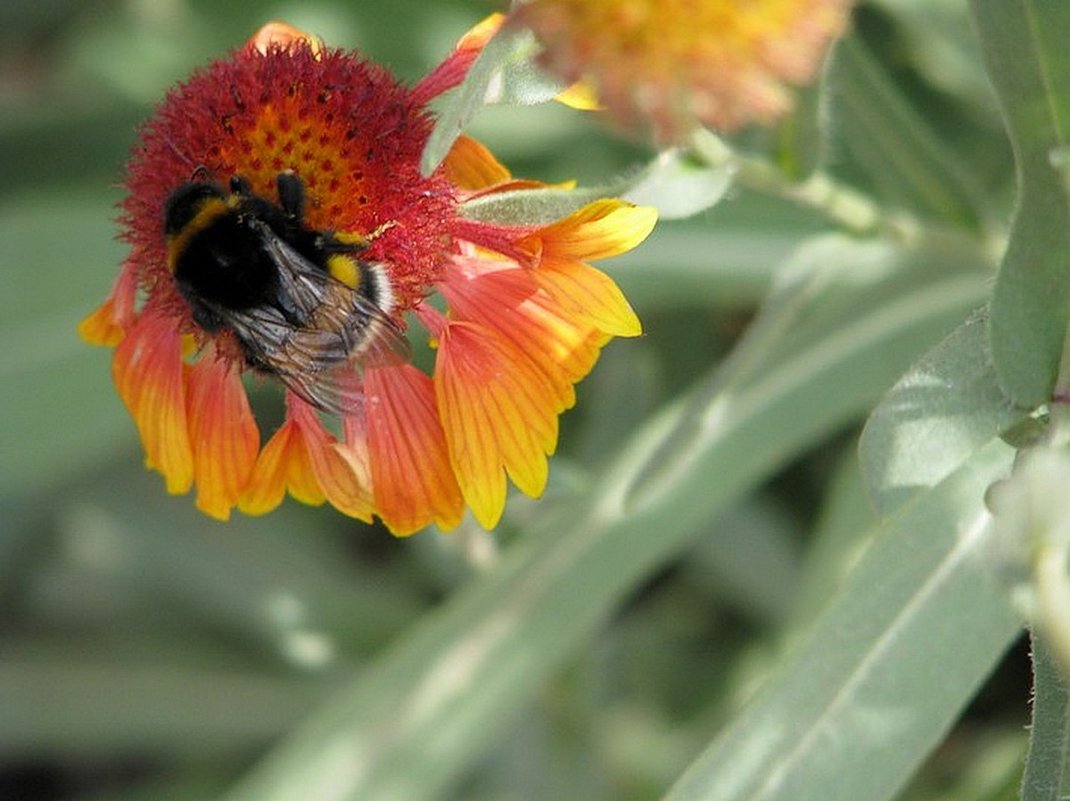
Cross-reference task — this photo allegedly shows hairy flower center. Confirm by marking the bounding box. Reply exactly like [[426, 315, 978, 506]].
[[223, 98, 366, 231]]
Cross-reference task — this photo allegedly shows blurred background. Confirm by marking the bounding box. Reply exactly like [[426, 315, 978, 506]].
[[0, 1, 1029, 800]]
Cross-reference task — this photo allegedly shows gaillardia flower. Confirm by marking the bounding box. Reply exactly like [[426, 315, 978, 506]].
[[81, 19, 656, 536], [515, 0, 853, 141]]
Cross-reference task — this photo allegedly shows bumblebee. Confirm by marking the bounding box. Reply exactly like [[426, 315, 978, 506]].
[[163, 171, 406, 415]]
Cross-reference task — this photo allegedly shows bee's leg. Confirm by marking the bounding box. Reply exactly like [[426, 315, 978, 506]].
[[189, 304, 227, 333], [229, 175, 253, 196], [277, 171, 306, 221]]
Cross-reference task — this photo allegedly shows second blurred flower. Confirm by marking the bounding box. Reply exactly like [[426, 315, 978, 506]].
[[516, 0, 853, 142]]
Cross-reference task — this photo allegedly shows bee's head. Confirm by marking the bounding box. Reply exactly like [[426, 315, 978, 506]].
[[163, 181, 229, 237]]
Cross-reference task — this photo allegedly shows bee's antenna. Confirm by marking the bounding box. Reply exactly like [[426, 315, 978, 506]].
[[277, 171, 306, 220], [162, 135, 215, 184], [163, 135, 197, 168]]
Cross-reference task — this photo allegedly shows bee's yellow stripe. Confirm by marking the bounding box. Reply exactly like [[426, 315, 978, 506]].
[[165, 196, 231, 273], [327, 254, 361, 290]]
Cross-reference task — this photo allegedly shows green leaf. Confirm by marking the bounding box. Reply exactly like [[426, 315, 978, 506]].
[[459, 149, 733, 225], [218, 234, 988, 801], [660, 440, 1021, 801], [621, 150, 733, 219], [791, 448, 880, 627], [859, 308, 1025, 517], [51, 478, 422, 658], [0, 193, 134, 498], [971, 0, 1070, 406], [459, 184, 618, 226], [691, 497, 804, 625], [421, 24, 553, 176], [872, 0, 993, 111], [492, 48, 565, 106], [0, 638, 322, 757], [1021, 634, 1070, 801], [825, 35, 991, 230], [608, 222, 813, 310]]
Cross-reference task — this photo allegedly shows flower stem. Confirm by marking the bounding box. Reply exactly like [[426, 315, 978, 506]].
[[688, 130, 918, 239], [1034, 541, 1070, 678]]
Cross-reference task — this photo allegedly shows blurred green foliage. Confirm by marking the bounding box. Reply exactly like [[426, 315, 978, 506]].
[[0, 1, 1041, 800]]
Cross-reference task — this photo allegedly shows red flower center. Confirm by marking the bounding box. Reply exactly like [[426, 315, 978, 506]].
[[123, 44, 458, 326]]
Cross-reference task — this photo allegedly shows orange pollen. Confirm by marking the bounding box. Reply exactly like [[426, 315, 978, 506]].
[[220, 100, 365, 231]]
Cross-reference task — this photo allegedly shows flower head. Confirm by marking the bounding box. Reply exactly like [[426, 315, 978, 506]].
[[81, 19, 656, 536], [516, 0, 853, 142]]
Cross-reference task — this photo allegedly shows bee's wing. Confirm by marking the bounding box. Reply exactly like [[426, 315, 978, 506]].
[[273, 300, 411, 416], [254, 221, 332, 320], [220, 299, 409, 416], [214, 228, 411, 417], [254, 222, 410, 364]]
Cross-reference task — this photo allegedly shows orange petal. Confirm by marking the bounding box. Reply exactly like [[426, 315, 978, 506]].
[[443, 135, 512, 191], [532, 258, 642, 338], [440, 258, 604, 409], [336, 417, 376, 516], [456, 12, 507, 52], [112, 309, 194, 494], [246, 21, 323, 56], [364, 364, 464, 536], [290, 400, 374, 522], [434, 320, 558, 529], [239, 417, 303, 515], [520, 199, 657, 263], [79, 268, 139, 347], [556, 80, 603, 111], [240, 415, 326, 511], [238, 396, 373, 521], [186, 356, 259, 521], [411, 13, 507, 104], [79, 298, 125, 347]]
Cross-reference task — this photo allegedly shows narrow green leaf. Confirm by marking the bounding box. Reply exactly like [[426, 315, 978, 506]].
[[685, 496, 803, 625], [873, 0, 993, 110], [0, 194, 133, 497], [608, 223, 811, 310], [493, 50, 565, 106], [791, 448, 879, 627], [859, 308, 1025, 517], [460, 184, 619, 226], [1021, 634, 1070, 801], [459, 149, 733, 225], [621, 150, 733, 219], [421, 24, 546, 175], [0, 640, 322, 757], [825, 35, 991, 230], [661, 440, 1021, 801], [219, 234, 988, 801], [972, 0, 1070, 406], [51, 488, 421, 659]]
